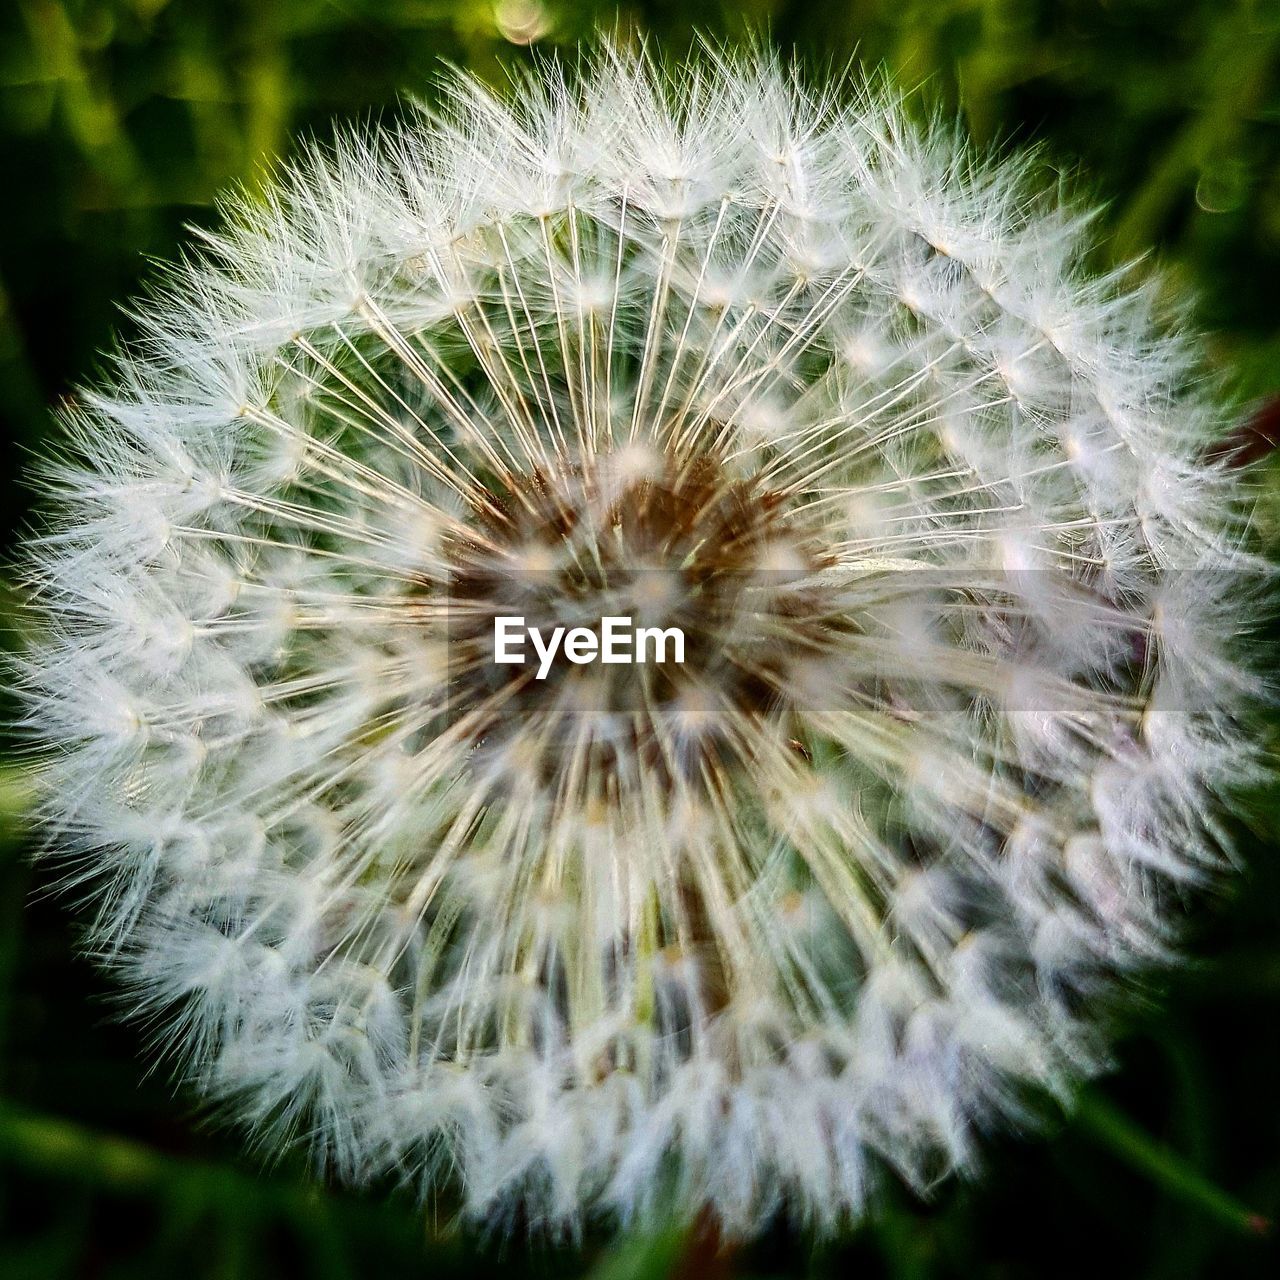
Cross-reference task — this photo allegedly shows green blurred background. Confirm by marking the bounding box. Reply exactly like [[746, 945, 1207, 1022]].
[[2, 1, 1280, 1275]]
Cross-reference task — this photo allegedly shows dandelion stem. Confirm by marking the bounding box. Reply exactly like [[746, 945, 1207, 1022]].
[[586, 1224, 692, 1280]]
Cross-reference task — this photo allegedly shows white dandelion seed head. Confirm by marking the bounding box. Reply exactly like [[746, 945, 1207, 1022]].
[[14, 43, 1265, 1236]]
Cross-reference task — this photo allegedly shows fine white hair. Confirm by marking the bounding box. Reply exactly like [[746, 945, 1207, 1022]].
[[14, 42, 1264, 1237]]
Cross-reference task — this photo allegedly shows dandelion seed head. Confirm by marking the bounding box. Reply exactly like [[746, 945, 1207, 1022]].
[[14, 43, 1263, 1236]]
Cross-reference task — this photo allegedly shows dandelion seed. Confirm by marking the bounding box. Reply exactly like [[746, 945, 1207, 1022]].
[[13, 44, 1264, 1236]]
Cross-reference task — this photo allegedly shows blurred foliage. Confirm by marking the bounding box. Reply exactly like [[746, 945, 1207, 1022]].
[[2, 1, 1280, 1276]]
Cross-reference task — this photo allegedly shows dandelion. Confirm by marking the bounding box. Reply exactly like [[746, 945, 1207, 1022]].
[[14, 44, 1263, 1235]]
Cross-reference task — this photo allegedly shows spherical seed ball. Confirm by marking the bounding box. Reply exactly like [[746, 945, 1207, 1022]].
[[15, 45, 1264, 1235]]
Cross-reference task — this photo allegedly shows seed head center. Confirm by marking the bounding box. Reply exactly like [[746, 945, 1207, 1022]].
[[439, 449, 839, 793]]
